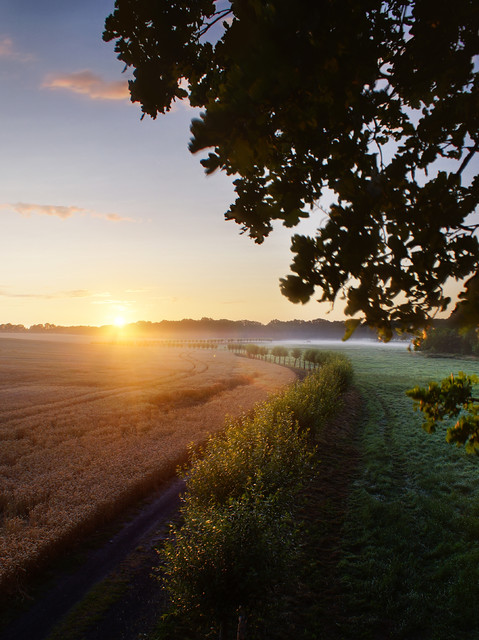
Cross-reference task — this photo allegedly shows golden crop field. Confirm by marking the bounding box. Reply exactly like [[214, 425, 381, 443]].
[[0, 337, 295, 593]]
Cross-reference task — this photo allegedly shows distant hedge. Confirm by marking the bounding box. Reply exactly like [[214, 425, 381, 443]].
[[415, 326, 479, 356], [158, 353, 353, 639]]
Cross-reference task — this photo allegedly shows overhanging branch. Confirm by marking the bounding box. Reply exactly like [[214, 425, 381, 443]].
[[197, 8, 233, 39]]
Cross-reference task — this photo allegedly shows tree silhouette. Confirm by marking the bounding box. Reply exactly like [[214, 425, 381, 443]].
[[104, 0, 478, 340], [104, 0, 479, 449]]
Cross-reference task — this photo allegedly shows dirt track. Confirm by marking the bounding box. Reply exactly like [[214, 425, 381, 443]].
[[0, 478, 184, 640]]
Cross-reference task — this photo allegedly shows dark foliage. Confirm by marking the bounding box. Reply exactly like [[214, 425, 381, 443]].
[[104, 0, 479, 339]]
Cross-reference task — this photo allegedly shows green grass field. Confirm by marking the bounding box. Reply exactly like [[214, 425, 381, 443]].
[[295, 342, 479, 640]]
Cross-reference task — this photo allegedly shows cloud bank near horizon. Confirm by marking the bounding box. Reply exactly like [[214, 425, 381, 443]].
[[0, 288, 91, 300]]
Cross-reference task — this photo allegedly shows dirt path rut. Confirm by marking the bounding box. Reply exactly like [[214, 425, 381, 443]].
[[0, 478, 184, 640]]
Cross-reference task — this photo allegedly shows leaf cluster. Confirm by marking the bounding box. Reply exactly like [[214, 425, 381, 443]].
[[406, 371, 479, 453], [104, 0, 479, 337]]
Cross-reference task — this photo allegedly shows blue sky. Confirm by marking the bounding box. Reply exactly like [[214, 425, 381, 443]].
[[0, 0, 335, 327]]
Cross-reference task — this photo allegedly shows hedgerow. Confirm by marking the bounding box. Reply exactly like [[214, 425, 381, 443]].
[[158, 353, 352, 639]]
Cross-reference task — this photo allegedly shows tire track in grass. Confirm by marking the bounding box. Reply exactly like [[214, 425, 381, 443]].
[[338, 386, 418, 639], [276, 383, 425, 639], [272, 387, 364, 639], [337, 375, 479, 640]]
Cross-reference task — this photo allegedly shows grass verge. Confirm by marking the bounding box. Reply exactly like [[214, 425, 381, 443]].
[[335, 347, 479, 640]]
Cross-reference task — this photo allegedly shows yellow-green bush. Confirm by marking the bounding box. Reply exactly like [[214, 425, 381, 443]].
[[159, 354, 352, 638], [268, 353, 353, 433], [185, 409, 313, 510], [162, 484, 298, 637]]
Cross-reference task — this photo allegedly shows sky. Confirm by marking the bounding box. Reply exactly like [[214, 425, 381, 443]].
[[1, 2, 477, 329], [0, 0, 337, 328]]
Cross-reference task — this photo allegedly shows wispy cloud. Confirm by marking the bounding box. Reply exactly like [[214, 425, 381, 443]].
[[92, 299, 134, 307], [43, 70, 129, 101], [88, 292, 134, 307], [0, 288, 91, 300], [0, 202, 133, 223], [94, 211, 133, 223], [0, 35, 33, 62], [0, 36, 15, 57], [65, 289, 91, 298], [0, 290, 136, 310], [91, 212, 133, 223], [4, 202, 85, 219]]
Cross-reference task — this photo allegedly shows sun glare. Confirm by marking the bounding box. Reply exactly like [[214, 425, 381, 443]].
[[113, 315, 126, 328]]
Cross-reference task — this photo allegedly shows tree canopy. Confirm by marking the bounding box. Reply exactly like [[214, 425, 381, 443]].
[[104, 0, 479, 340]]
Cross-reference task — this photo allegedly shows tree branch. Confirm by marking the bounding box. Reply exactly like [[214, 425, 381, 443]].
[[197, 8, 233, 39], [456, 142, 479, 177]]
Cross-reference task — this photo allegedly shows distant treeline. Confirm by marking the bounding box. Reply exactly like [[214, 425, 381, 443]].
[[0, 318, 385, 340]]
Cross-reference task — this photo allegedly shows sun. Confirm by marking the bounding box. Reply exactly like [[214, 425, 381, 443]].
[[113, 315, 126, 328]]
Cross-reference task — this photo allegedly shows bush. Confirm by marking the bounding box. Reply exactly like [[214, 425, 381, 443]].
[[269, 353, 353, 433], [185, 409, 313, 510], [159, 354, 353, 638], [162, 485, 299, 636]]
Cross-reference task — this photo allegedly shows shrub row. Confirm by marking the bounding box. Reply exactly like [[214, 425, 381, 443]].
[[158, 353, 353, 639], [229, 343, 333, 369]]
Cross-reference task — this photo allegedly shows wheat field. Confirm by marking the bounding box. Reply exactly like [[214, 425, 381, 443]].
[[0, 337, 295, 593]]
